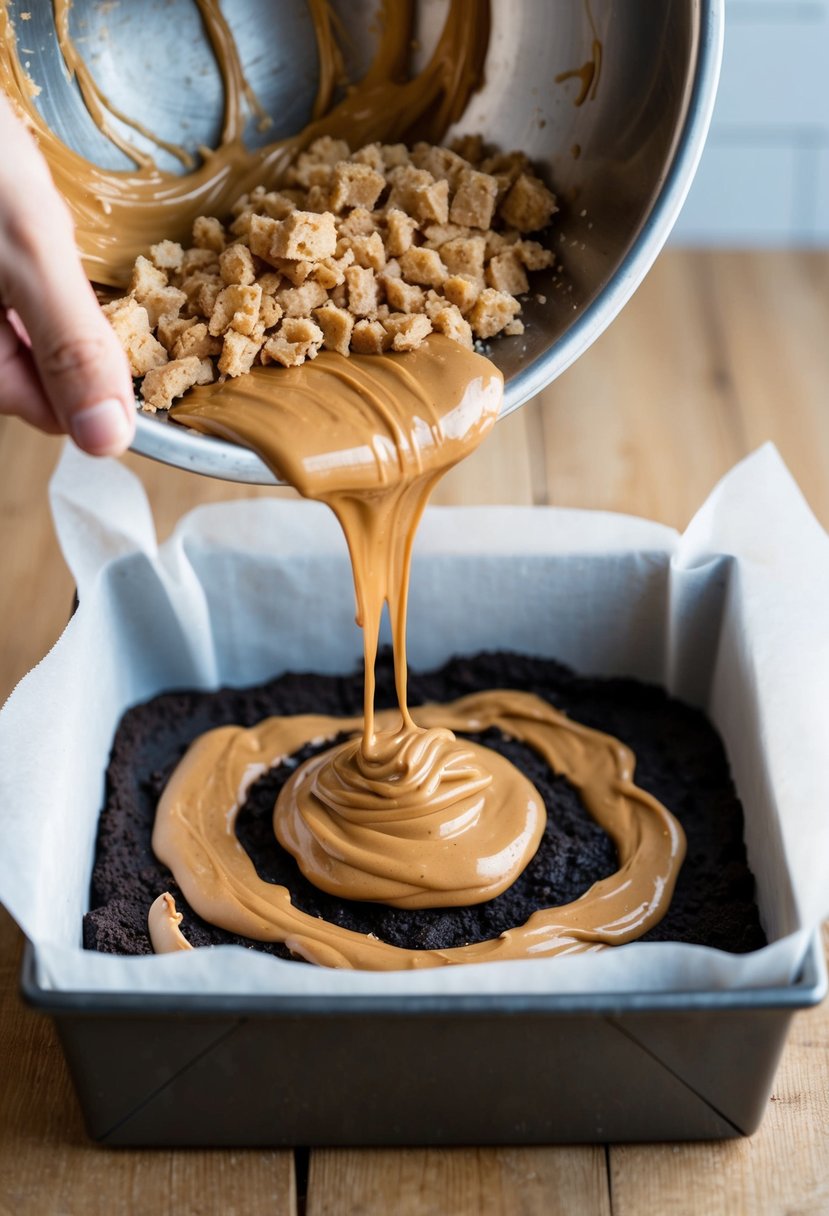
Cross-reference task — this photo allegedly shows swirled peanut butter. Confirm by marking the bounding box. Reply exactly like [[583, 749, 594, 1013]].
[[0, 0, 488, 285], [152, 692, 685, 969]]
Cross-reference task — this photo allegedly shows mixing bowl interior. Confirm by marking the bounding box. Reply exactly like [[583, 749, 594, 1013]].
[[12, 0, 719, 483]]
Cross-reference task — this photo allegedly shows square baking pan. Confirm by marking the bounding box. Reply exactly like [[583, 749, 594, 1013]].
[[5, 448, 828, 1147], [20, 933, 827, 1146]]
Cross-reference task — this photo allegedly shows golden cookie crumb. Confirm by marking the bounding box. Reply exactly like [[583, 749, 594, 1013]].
[[261, 318, 325, 367], [498, 173, 558, 233], [314, 301, 355, 356], [351, 318, 391, 355], [141, 356, 204, 411], [468, 288, 521, 339]]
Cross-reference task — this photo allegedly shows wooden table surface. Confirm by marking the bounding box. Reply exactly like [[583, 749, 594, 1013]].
[[1, 250, 828, 1215]]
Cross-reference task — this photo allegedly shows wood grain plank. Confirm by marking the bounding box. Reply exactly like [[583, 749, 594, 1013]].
[[306, 1146, 611, 1216], [0, 421, 72, 700], [432, 403, 536, 507], [536, 249, 829, 530], [0, 909, 297, 1216]]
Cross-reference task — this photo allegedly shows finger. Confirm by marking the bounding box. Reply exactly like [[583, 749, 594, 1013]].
[[0, 112, 136, 455], [0, 210, 136, 455], [0, 313, 62, 434]]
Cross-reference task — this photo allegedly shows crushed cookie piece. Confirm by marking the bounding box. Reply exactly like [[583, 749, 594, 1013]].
[[141, 356, 204, 411], [208, 284, 262, 336], [276, 280, 328, 318], [258, 294, 283, 330], [468, 288, 521, 339], [399, 247, 447, 289], [218, 329, 263, 377], [516, 239, 555, 271], [439, 235, 485, 279], [485, 250, 529, 296], [172, 321, 222, 361], [412, 144, 469, 187], [345, 265, 379, 317], [180, 246, 219, 276], [450, 133, 484, 164], [287, 136, 350, 189], [498, 173, 558, 232], [260, 191, 298, 220], [329, 162, 386, 212], [219, 243, 256, 286], [351, 318, 391, 354], [382, 275, 425, 314], [192, 216, 226, 253], [351, 143, 385, 172], [421, 222, 470, 248], [261, 318, 324, 367], [449, 168, 499, 229], [247, 214, 281, 263], [384, 208, 418, 257], [141, 284, 187, 329], [102, 296, 168, 376], [348, 231, 386, 272], [429, 303, 473, 349], [270, 210, 337, 261], [149, 240, 184, 272], [387, 166, 449, 226], [156, 313, 194, 352], [337, 207, 378, 239], [314, 301, 355, 355], [442, 273, 480, 314], [271, 257, 313, 286], [256, 272, 282, 294], [196, 275, 223, 319], [130, 255, 166, 300], [194, 357, 215, 385], [380, 143, 410, 168], [313, 250, 354, 290], [382, 312, 432, 351]]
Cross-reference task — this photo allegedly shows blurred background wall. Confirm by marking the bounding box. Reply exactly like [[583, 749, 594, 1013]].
[[671, 0, 829, 245]]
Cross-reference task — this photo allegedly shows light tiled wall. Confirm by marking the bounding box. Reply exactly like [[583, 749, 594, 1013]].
[[671, 0, 829, 245]]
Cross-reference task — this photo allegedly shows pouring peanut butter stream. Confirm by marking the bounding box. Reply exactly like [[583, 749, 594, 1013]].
[[1, 0, 685, 969], [156, 341, 685, 969]]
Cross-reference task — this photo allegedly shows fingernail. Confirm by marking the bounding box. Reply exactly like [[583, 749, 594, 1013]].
[[70, 398, 133, 455]]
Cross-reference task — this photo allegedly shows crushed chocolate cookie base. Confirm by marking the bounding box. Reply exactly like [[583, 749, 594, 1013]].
[[84, 652, 767, 960]]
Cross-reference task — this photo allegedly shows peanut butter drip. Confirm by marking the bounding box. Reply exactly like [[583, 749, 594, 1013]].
[[169, 337, 546, 910], [0, 0, 488, 285], [152, 692, 686, 970], [160, 336, 686, 967], [148, 892, 193, 954]]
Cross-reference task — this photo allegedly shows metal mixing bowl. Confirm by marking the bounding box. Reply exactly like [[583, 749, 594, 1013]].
[[19, 0, 723, 484]]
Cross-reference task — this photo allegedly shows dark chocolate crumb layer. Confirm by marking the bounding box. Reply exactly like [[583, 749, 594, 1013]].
[[84, 652, 767, 959]]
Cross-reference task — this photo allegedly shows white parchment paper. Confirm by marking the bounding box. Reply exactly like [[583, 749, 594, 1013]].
[[1, 442, 827, 997]]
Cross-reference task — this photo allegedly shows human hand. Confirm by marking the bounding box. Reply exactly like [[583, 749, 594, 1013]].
[[0, 93, 135, 455]]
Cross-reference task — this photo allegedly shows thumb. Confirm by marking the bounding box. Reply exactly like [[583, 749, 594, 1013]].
[[6, 205, 136, 456], [0, 105, 135, 455]]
